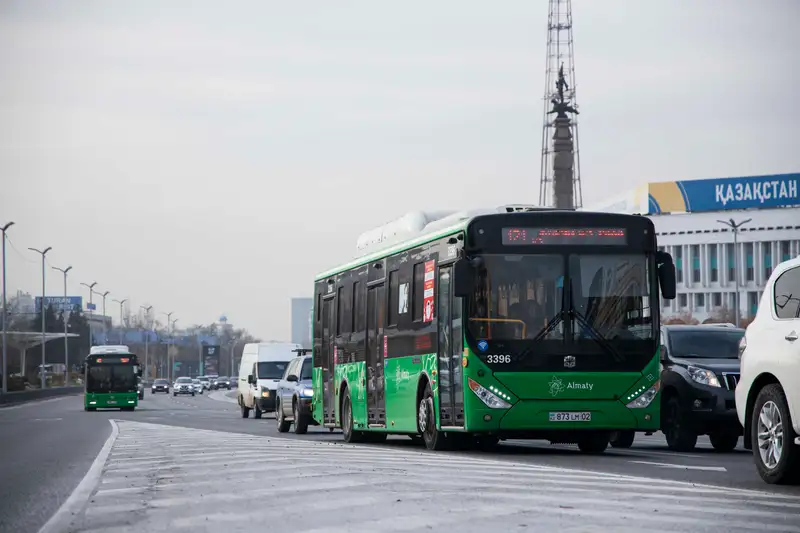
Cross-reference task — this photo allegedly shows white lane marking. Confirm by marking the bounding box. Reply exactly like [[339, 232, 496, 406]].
[[629, 460, 728, 472], [32, 418, 64, 421], [37, 419, 119, 533]]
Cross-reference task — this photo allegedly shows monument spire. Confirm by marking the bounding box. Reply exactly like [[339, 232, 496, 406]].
[[539, 0, 582, 209]]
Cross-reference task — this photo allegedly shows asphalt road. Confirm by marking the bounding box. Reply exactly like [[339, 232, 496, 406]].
[[1, 388, 798, 533]]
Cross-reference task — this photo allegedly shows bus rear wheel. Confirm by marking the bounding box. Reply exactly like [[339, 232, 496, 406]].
[[418, 384, 448, 451]]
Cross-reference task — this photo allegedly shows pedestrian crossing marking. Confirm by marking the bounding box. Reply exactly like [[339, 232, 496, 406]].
[[55, 420, 800, 533]]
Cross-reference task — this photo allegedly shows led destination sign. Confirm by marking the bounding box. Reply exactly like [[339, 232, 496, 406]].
[[502, 227, 628, 246]]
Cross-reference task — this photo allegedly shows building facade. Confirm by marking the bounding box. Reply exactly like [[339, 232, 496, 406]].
[[290, 297, 312, 348], [586, 173, 800, 323]]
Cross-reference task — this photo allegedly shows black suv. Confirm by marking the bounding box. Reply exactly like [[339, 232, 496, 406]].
[[660, 324, 745, 452]]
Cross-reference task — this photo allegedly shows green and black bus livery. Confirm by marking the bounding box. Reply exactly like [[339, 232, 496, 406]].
[[84, 346, 142, 411], [311, 207, 676, 451]]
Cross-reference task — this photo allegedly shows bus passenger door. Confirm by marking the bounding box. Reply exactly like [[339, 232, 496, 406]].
[[437, 266, 465, 427], [366, 283, 387, 426], [321, 296, 336, 425]]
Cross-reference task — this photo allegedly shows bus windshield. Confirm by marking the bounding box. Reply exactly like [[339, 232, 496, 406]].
[[86, 364, 138, 393], [467, 253, 655, 360]]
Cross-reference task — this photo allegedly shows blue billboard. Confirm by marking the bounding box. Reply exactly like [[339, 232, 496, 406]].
[[35, 296, 83, 313], [648, 173, 799, 214]]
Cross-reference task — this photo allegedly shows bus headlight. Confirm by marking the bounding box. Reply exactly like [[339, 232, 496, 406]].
[[301, 387, 313, 398], [468, 378, 511, 409], [626, 381, 660, 409]]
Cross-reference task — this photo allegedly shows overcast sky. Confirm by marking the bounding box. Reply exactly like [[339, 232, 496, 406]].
[[1, 0, 798, 340]]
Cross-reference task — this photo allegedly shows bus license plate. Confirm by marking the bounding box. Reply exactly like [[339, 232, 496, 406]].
[[107, 400, 116, 405], [549, 411, 591, 422]]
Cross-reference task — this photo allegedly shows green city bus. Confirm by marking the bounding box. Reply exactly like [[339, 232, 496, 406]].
[[311, 206, 676, 452], [84, 345, 142, 411]]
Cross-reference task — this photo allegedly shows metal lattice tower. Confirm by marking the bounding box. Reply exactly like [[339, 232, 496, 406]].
[[539, 0, 582, 209]]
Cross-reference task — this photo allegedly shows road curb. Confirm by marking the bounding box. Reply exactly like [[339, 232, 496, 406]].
[[37, 419, 120, 533]]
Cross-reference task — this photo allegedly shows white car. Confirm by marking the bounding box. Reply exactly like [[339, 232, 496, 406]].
[[173, 377, 195, 396], [191, 379, 204, 395], [735, 255, 800, 485]]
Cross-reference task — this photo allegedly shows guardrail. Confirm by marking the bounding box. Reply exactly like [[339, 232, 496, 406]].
[[0, 386, 83, 406]]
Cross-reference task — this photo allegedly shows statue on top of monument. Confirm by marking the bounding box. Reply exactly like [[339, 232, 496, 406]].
[[549, 63, 578, 118]]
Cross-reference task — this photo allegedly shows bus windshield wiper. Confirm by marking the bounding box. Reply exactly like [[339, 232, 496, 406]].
[[570, 309, 625, 363], [528, 311, 565, 343]]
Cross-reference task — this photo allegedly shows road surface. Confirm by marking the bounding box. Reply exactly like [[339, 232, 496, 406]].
[[1, 390, 798, 533]]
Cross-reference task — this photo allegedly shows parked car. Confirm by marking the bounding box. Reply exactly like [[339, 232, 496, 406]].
[[151, 378, 170, 394], [276, 352, 316, 434], [215, 376, 231, 390], [191, 379, 204, 395], [736, 255, 800, 484], [173, 377, 195, 396], [657, 324, 745, 452]]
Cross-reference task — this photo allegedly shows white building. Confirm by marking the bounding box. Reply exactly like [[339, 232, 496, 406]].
[[586, 172, 800, 323]]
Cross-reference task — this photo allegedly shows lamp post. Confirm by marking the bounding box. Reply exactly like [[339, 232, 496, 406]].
[[80, 281, 98, 346], [141, 305, 153, 379], [163, 311, 174, 380], [1, 221, 14, 395], [94, 290, 110, 343], [52, 265, 72, 385], [171, 318, 179, 380], [28, 246, 52, 389], [113, 298, 128, 343], [717, 217, 752, 327]]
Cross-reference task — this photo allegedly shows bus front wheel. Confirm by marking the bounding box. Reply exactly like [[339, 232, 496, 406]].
[[418, 384, 448, 451]]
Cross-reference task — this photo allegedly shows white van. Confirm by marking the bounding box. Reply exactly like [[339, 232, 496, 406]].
[[237, 342, 301, 419]]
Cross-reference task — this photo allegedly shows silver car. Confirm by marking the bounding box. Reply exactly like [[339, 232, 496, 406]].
[[173, 377, 195, 396]]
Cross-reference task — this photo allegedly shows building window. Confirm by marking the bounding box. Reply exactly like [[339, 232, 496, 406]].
[[696, 293, 704, 307], [691, 245, 700, 282], [780, 241, 791, 262], [745, 243, 754, 281], [748, 291, 759, 316], [764, 244, 772, 279], [712, 292, 722, 307], [674, 247, 683, 283], [727, 243, 735, 283], [709, 244, 718, 282], [678, 293, 687, 308]]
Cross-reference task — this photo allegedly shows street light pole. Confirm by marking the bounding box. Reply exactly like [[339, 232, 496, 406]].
[[171, 318, 179, 381], [94, 290, 110, 343], [141, 305, 153, 380], [28, 246, 52, 389], [113, 298, 128, 343], [52, 265, 72, 385], [163, 312, 174, 380], [81, 281, 98, 346], [717, 217, 752, 327], [1, 221, 15, 395]]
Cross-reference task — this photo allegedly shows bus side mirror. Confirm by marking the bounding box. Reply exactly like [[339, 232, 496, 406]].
[[656, 251, 676, 300], [453, 258, 473, 298]]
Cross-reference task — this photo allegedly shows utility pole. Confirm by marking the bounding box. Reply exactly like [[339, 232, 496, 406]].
[[1, 221, 15, 395], [171, 318, 179, 380], [52, 265, 72, 385], [80, 281, 98, 346], [717, 217, 752, 327], [141, 305, 153, 379], [28, 246, 52, 389], [113, 298, 128, 343]]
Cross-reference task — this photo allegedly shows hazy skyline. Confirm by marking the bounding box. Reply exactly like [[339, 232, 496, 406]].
[[2, 0, 798, 339]]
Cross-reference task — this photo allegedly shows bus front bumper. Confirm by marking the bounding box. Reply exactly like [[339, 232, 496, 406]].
[[467, 399, 659, 434]]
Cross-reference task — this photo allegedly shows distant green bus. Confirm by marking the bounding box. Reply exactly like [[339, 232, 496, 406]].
[[311, 206, 676, 451], [84, 345, 142, 411]]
